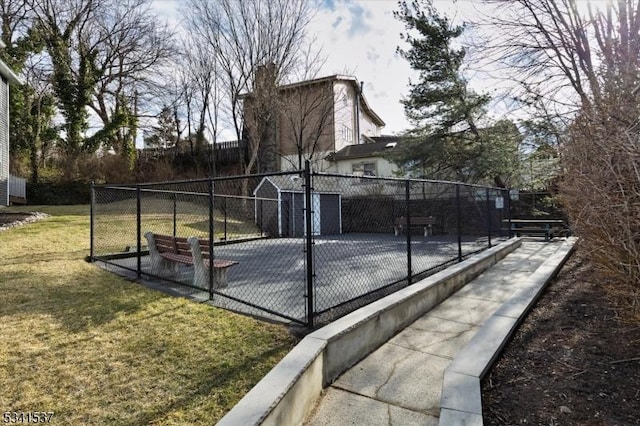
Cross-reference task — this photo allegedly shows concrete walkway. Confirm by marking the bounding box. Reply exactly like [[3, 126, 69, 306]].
[[304, 240, 569, 425]]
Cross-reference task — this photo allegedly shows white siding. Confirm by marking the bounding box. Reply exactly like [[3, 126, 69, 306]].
[[359, 113, 382, 140], [332, 156, 398, 178], [0, 77, 8, 207], [333, 82, 356, 152]]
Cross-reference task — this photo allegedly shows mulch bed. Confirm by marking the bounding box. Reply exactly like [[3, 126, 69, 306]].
[[0, 212, 49, 231], [482, 251, 640, 425]]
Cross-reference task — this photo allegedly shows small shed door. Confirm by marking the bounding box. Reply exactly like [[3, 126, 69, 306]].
[[304, 193, 321, 236]]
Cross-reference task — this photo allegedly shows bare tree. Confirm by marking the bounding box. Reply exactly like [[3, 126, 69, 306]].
[[184, 0, 315, 175], [278, 78, 335, 171], [87, 0, 175, 163], [481, 0, 640, 312], [178, 38, 221, 164], [274, 42, 336, 171], [481, 0, 640, 112], [19, 58, 57, 183], [28, 0, 174, 176]]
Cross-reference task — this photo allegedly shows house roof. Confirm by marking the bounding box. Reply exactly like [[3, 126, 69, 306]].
[[241, 74, 385, 127], [0, 42, 23, 85], [279, 75, 385, 127], [328, 135, 402, 161]]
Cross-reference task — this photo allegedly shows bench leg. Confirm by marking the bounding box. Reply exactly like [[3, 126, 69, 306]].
[[192, 266, 228, 289], [214, 268, 229, 288], [192, 264, 207, 289], [145, 232, 175, 276]]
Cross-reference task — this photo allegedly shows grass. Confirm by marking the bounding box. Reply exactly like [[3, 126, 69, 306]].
[[0, 205, 298, 425], [93, 199, 262, 254]]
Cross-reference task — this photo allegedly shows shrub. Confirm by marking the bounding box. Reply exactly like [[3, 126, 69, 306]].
[[27, 181, 91, 205], [561, 101, 640, 317]]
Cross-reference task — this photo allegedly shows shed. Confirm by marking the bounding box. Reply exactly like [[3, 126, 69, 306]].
[[254, 175, 342, 237]]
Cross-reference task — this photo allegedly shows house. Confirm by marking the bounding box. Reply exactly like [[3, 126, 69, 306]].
[[327, 135, 402, 177], [0, 41, 24, 207], [242, 69, 386, 173]]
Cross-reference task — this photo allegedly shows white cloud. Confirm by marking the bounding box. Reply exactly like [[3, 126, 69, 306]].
[[308, 0, 498, 135], [149, 0, 507, 140], [309, 0, 415, 134]]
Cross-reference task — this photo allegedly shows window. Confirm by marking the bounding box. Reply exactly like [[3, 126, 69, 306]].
[[342, 124, 353, 143], [352, 162, 376, 177]]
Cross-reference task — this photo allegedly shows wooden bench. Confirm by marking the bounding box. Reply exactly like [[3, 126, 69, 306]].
[[394, 216, 436, 237], [144, 232, 238, 289], [505, 219, 565, 242]]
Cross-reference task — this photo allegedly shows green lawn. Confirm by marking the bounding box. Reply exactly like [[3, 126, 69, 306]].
[[93, 198, 262, 255], [0, 205, 298, 425]]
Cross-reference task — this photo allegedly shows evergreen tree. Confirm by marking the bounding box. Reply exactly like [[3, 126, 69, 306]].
[[391, 0, 517, 185], [395, 0, 488, 135], [143, 106, 178, 150]]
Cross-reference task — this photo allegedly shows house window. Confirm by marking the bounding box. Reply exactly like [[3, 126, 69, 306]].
[[352, 162, 376, 177], [342, 124, 353, 143]]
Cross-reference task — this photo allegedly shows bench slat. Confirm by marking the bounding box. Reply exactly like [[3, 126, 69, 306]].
[[204, 259, 239, 269], [151, 233, 237, 271], [175, 240, 191, 256], [394, 216, 436, 226], [160, 252, 194, 265]]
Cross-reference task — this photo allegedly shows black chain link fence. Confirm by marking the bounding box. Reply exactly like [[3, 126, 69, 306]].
[[91, 163, 511, 327]]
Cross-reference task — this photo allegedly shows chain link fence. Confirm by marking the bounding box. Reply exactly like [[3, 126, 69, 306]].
[[91, 164, 511, 327]]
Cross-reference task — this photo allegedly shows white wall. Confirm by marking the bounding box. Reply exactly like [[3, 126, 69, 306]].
[[359, 112, 382, 141], [332, 156, 398, 178], [333, 80, 384, 148], [333, 81, 356, 153]]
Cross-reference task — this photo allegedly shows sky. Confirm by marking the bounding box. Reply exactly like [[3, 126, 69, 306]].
[[151, 0, 491, 141]]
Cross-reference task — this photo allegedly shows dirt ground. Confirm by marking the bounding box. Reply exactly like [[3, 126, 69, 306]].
[[0, 211, 48, 231], [0, 212, 30, 225], [482, 251, 640, 425]]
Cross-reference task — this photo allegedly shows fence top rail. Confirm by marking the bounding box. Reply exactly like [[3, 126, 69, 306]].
[[93, 171, 508, 193], [92, 170, 303, 189], [96, 186, 274, 201], [312, 171, 508, 191]]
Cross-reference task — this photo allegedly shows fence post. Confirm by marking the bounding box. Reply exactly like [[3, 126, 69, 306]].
[[507, 189, 513, 238], [173, 192, 177, 237], [136, 185, 141, 279], [456, 184, 462, 262], [224, 197, 228, 240], [405, 180, 412, 285], [259, 199, 263, 237], [90, 182, 95, 261], [208, 179, 215, 300], [304, 160, 314, 328], [486, 188, 492, 248]]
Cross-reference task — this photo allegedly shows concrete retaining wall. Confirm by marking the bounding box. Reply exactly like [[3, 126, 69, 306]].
[[218, 238, 523, 426], [439, 238, 576, 425]]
